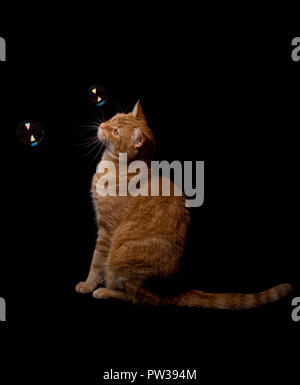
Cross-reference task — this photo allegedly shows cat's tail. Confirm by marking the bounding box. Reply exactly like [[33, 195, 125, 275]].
[[168, 283, 292, 309]]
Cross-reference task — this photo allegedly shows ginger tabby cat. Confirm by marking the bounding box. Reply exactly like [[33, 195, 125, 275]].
[[75, 101, 292, 309]]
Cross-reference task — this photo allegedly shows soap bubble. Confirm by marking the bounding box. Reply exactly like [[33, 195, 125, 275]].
[[87, 85, 107, 107], [17, 120, 44, 147]]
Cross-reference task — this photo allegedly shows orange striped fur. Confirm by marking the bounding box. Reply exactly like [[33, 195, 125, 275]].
[[75, 101, 292, 309]]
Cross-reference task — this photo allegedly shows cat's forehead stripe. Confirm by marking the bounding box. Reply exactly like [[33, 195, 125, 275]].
[[111, 115, 134, 123]]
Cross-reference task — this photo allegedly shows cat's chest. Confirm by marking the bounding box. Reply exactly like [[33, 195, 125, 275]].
[[91, 171, 129, 228]]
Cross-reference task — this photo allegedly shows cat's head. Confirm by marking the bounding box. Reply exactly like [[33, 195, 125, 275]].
[[98, 101, 156, 161]]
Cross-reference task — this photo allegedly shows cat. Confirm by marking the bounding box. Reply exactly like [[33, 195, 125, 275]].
[[75, 101, 292, 309]]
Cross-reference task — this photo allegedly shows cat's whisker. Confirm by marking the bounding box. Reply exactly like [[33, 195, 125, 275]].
[[76, 137, 100, 149], [74, 118, 106, 164], [73, 121, 100, 129], [75, 131, 99, 145], [116, 102, 122, 114], [76, 130, 96, 136], [75, 130, 99, 140], [73, 120, 102, 151], [75, 139, 100, 149], [76, 132, 99, 140], [76, 126, 99, 131], [96, 108, 105, 123], [89, 141, 105, 168], [124, 103, 131, 113], [79, 141, 101, 159]]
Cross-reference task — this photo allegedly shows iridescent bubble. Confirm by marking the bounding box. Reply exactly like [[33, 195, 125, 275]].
[[87, 85, 107, 107], [17, 120, 44, 147]]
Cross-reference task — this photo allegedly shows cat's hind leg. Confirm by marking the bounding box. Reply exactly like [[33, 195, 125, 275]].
[[104, 265, 162, 306]]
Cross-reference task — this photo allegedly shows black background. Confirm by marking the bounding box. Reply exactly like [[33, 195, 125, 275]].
[[0, 12, 299, 384]]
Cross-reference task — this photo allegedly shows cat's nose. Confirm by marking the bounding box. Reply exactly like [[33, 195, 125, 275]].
[[100, 122, 110, 130]]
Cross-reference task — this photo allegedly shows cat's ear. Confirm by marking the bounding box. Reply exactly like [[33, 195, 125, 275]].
[[134, 127, 144, 148], [132, 100, 145, 120]]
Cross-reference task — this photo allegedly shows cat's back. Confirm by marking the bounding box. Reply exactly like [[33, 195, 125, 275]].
[[117, 175, 190, 238]]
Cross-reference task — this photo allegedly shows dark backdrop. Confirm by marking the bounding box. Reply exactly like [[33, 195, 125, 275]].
[[0, 16, 298, 384]]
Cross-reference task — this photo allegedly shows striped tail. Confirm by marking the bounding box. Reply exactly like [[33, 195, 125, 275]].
[[169, 283, 292, 309]]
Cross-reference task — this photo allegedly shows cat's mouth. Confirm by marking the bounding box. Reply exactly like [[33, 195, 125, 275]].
[[98, 127, 107, 142]]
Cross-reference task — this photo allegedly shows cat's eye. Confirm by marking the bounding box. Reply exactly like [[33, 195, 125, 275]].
[[113, 128, 119, 136]]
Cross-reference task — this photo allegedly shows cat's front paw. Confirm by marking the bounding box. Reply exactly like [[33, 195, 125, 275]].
[[93, 288, 110, 299], [75, 281, 95, 294]]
